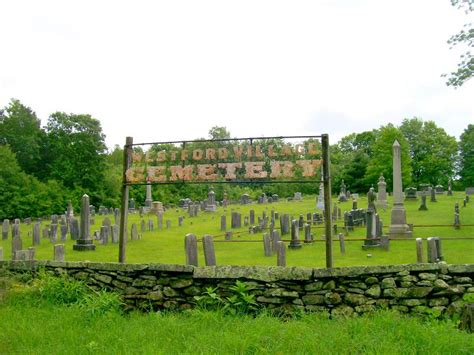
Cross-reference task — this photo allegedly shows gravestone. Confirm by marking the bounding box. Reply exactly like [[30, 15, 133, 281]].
[[377, 174, 388, 208], [435, 185, 444, 194], [276, 241, 286, 267], [144, 184, 152, 209], [50, 224, 58, 243], [249, 209, 255, 225], [60, 224, 68, 241], [33, 223, 41, 245], [280, 214, 290, 235], [338, 180, 348, 202], [241, 194, 250, 205], [141, 220, 146, 233], [430, 187, 437, 202], [225, 231, 233, 240], [220, 215, 226, 231], [12, 223, 20, 239], [418, 194, 428, 211], [263, 234, 272, 256], [73, 194, 96, 251], [271, 230, 281, 253], [54, 244, 65, 261], [166, 220, 171, 229], [316, 182, 325, 210], [272, 194, 279, 202], [2, 219, 9, 240], [231, 212, 242, 228], [244, 216, 249, 226], [100, 226, 109, 244], [202, 235, 216, 266], [148, 219, 154, 231], [465, 187, 474, 195], [114, 208, 120, 225], [389, 140, 411, 237], [294, 192, 302, 201], [362, 210, 380, 249], [151, 201, 164, 214], [12, 236, 23, 258], [416, 238, 423, 263], [178, 216, 184, 227], [405, 187, 417, 200], [66, 200, 74, 221], [427, 237, 443, 263], [111, 225, 119, 243], [157, 212, 163, 230], [70, 219, 80, 240], [304, 223, 312, 243], [205, 189, 217, 212], [289, 220, 302, 249], [185, 234, 198, 266], [131, 224, 139, 240]]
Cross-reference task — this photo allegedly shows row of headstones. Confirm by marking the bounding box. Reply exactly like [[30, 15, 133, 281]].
[[344, 208, 367, 230], [2, 244, 66, 262], [416, 237, 443, 263]]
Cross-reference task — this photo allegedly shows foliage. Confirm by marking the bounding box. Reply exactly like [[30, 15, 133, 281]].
[[400, 118, 458, 186], [44, 112, 107, 205], [194, 280, 259, 315], [0, 99, 44, 177], [459, 124, 474, 187], [365, 124, 412, 190], [444, 0, 474, 87]]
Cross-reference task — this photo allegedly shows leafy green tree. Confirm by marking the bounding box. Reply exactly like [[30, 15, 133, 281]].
[[0, 99, 44, 177], [459, 124, 474, 187], [332, 130, 377, 193], [365, 124, 412, 191], [44, 112, 107, 204], [444, 0, 474, 87], [208, 126, 231, 140], [400, 118, 458, 186], [0, 145, 68, 219]]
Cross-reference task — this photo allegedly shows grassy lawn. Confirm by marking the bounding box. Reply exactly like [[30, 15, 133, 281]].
[[1, 302, 473, 354], [1, 192, 473, 267]]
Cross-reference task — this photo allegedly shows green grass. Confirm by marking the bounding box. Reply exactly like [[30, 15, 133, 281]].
[[0, 301, 473, 354], [1, 192, 473, 267]]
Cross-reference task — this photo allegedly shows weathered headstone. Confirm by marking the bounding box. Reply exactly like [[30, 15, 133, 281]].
[[304, 223, 312, 243], [338, 233, 345, 254], [73, 194, 96, 251], [185, 233, 198, 266], [241, 194, 250, 205], [435, 185, 444, 194], [427, 237, 439, 263], [178, 216, 184, 227], [100, 226, 109, 244], [280, 214, 290, 235], [12, 235, 23, 258], [152, 201, 164, 214], [263, 233, 272, 256], [416, 238, 423, 263], [131, 223, 139, 240], [377, 173, 388, 208], [70, 218, 80, 240], [276, 241, 286, 267], [220, 215, 227, 231], [418, 194, 428, 211], [430, 187, 437, 203], [50, 224, 58, 243], [157, 212, 163, 230], [60, 224, 68, 241], [205, 188, 217, 212], [2, 219, 9, 240], [202, 235, 216, 266], [405, 187, 417, 200], [111, 225, 119, 243], [271, 230, 281, 253], [33, 223, 41, 246], [140, 220, 146, 233], [294, 192, 302, 201], [338, 180, 348, 202], [54, 244, 65, 262], [225, 231, 233, 240], [249, 209, 255, 225], [289, 219, 302, 249]]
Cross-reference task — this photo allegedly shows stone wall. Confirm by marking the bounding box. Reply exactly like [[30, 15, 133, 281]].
[[1, 261, 473, 316]]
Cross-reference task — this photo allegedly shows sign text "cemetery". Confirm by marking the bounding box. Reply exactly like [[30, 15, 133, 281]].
[[125, 140, 322, 184]]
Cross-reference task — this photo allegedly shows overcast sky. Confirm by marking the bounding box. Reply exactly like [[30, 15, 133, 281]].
[[1, 0, 473, 149]]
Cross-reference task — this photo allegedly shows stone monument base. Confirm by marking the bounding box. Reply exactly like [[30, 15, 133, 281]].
[[73, 239, 96, 251], [388, 224, 412, 238], [205, 205, 217, 212]]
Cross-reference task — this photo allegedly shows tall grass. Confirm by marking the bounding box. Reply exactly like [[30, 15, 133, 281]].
[[1, 274, 473, 354]]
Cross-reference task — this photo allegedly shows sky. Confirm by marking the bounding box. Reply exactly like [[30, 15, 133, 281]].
[[0, 0, 473, 149]]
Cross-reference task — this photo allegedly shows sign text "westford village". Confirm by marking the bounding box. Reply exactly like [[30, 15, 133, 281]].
[[126, 142, 322, 183]]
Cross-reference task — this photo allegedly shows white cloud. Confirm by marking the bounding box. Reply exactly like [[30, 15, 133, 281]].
[[0, 0, 472, 148]]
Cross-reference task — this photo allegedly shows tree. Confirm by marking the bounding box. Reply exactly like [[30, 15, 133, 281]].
[[400, 118, 458, 186], [44, 112, 107, 204], [459, 124, 474, 187], [332, 130, 377, 193], [444, 0, 474, 87], [365, 124, 412, 191], [208, 126, 231, 140], [0, 99, 44, 177]]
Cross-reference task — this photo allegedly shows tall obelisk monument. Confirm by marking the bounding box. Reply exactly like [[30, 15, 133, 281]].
[[389, 140, 412, 237]]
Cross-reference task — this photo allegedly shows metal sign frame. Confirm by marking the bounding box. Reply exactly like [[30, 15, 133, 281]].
[[119, 134, 333, 268]]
